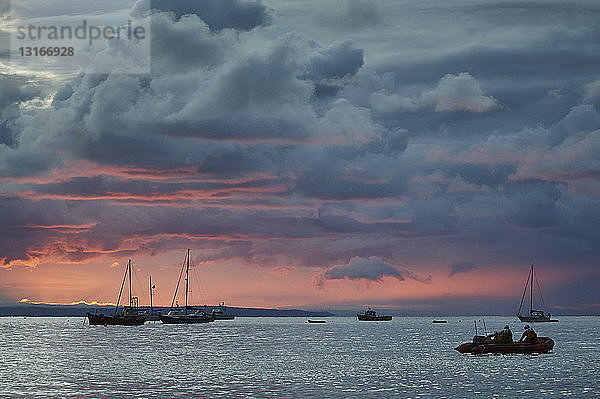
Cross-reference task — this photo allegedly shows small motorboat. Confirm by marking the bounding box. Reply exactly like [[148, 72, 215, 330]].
[[211, 302, 235, 320], [307, 319, 326, 323], [357, 308, 392, 321], [432, 320, 447, 323], [455, 336, 554, 354]]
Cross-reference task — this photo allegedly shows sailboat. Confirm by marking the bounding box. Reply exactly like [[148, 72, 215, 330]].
[[159, 249, 214, 324], [86, 259, 146, 326], [516, 264, 558, 322]]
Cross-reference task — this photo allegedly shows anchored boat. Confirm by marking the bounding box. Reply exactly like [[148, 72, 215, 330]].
[[517, 264, 558, 322], [357, 308, 392, 321], [159, 249, 214, 324], [86, 259, 146, 326], [211, 302, 235, 320]]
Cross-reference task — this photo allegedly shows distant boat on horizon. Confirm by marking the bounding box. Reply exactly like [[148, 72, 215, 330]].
[[516, 264, 558, 323], [86, 259, 146, 326], [210, 302, 235, 320], [159, 249, 214, 324], [357, 308, 392, 321]]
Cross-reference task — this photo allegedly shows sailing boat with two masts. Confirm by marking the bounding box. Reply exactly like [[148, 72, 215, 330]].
[[159, 249, 214, 324], [86, 259, 146, 325], [516, 264, 558, 322]]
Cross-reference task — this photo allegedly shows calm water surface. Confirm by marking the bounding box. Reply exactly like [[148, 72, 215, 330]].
[[1, 316, 598, 398]]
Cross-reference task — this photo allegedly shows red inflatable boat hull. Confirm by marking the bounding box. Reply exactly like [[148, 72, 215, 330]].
[[455, 337, 554, 354]]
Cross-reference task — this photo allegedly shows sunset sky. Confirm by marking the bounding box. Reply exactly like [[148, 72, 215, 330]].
[[1, 0, 599, 314]]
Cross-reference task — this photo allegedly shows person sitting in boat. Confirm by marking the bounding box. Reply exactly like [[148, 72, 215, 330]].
[[485, 331, 498, 343], [519, 325, 537, 343], [485, 325, 511, 343], [497, 325, 513, 343]]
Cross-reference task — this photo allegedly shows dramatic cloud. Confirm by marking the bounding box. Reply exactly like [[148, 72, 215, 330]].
[[422, 72, 498, 112], [305, 41, 364, 81], [370, 73, 498, 114], [314, 256, 431, 287], [144, 0, 272, 31], [583, 79, 600, 108], [1, 0, 599, 312], [0, 75, 44, 146], [448, 261, 477, 277]]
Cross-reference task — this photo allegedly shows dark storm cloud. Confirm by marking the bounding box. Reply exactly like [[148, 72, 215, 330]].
[[317, 0, 381, 31], [0, 197, 98, 266], [304, 41, 364, 81], [303, 41, 364, 98], [583, 80, 600, 108], [549, 105, 600, 145], [295, 169, 404, 200], [0, 193, 417, 267], [149, 13, 234, 73], [314, 256, 430, 287], [448, 261, 476, 277], [511, 182, 562, 229], [410, 198, 457, 235], [146, 0, 271, 31], [1, 0, 600, 310], [12, 29, 376, 157], [0, 74, 43, 120], [446, 164, 515, 189]]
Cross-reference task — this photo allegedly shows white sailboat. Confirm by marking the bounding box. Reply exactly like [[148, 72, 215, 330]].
[[516, 264, 558, 322]]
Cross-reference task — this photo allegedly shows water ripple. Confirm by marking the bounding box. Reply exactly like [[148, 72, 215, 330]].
[[0, 316, 598, 398]]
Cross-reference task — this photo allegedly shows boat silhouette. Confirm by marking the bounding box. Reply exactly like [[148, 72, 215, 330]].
[[516, 264, 558, 322], [86, 259, 145, 326], [357, 308, 392, 321], [159, 249, 214, 324]]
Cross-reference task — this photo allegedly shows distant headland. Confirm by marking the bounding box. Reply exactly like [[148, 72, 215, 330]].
[[0, 302, 334, 318]]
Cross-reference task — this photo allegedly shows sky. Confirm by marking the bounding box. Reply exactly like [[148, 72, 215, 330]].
[[1, 0, 599, 314]]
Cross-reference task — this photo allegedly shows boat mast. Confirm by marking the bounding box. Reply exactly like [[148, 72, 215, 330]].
[[185, 248, 190, 313], [149, 275, 153, 311], [115, 262, 128, 315], [530, 264, 534, 315], [128, 259, 133, 308], [170, 253, 186, 308]]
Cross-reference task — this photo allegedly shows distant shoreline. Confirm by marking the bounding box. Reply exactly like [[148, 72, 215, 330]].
[[0, 303, 334, 318], [0, 303, 596, 317]]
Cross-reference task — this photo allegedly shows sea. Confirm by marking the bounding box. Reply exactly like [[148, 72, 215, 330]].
[[1, 316, 598, 398]]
